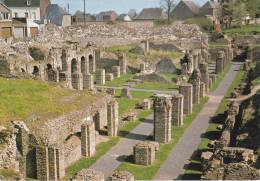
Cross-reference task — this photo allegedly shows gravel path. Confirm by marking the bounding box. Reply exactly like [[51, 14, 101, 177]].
[[154, 62, 242, 180], [90, 114, 154, 178]]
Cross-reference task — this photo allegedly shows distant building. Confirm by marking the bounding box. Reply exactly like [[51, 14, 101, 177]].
[[0, 2, 12, 39], [3, 0, 41, 21], [117, 14, 131, 22], [44, 4, 71, 27], [134, 8, 165, 21], [172, 0, 200, 20], [12, 17, 27, 38], [40, 0, 50, 18], [199, 0, 221, 19], [72, 11, 96, 24], [96, 11, 118, 21]]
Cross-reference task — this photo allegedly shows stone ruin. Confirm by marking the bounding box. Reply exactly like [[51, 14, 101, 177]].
[[179, 83, 193, 115], [153, 94, 172, 143], [189, 69, 201, 105], [121, 87, 133, 99], [108, 170, 134, 181], [199, 62, 209, 93], [134, 141, 155, 166], [171, 93, 184, 127], [72, 169, 104, 181], [216, 50, 225, 74]]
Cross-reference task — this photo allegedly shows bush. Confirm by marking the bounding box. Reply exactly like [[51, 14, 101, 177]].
[[184, 17, 213, 31]]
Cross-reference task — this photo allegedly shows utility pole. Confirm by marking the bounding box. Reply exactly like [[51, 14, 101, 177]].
[[84, 0, 86, 25]]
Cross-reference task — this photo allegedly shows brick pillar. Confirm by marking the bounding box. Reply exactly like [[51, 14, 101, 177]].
[[36, 146, 49, 181], [96, 69, 106, 85], [95, 49, 101, 63], [199, 62, 209, 93], [83, 73, 94, 90], [179, 83, 193, 114], [56, 148, 65, 179], [216, 51, 225, 74], [48, 147, 57, 181], [119, 52, 127, 74], [171, 93, 184, 127], [71, 73, 83, 90], [81, 122, 96, 157], [154, 94, 172, 143], [107, 101, 119, 137], [200, 82, 206, 99], [190, 81, 200, 105], [112, 66, 121, 78], [134, 142, 155, 165]]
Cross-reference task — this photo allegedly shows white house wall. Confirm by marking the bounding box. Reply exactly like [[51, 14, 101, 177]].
[[9, 7, 40, 21]]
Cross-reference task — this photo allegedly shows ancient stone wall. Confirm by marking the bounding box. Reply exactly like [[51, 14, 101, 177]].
[[81, 122, 96, 157], [134, 142, 155, 166], [171, 93, 184, 127], [179, 83, 193, 114]]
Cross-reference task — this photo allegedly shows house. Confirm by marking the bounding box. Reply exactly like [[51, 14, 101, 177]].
[[0, 2, 12, 39], [117, 14, 131, 22], [172, 0, 200, 20], [12, 17, 27, 38], [72, 11, 96, 24], [40, 0, 50, 18], [199, 0, 221, 19], [96, 11, 118, 21], [3, 0, 41, 21], [44, 4, 71, 27], [134, 8, 165, 21]]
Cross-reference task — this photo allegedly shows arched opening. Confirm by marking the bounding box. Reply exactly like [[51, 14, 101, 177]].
[[89, 54, 94, 73], [92, 112, 100, 131], [26, 148, 37, 178], [21, 68, 25, 72], [81, 56, 86, 74], [46, 64, 56, 82], [32, 66, 39, 76], [47, 64, 52, 70], [61, 49, 67, 71], [71, 58, 78, 74]]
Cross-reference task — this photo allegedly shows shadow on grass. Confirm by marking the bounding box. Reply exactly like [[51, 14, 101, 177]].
[[201, 130, 220, 140], [116, 155, 134, 163], [209, 113, 225, 124], [140, 118, 153, 123], [119, 131, 150, 141], [181, 173, 201, 180]]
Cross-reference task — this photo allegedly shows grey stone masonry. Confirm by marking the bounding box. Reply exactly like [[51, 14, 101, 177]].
[[209, 78, 213, 89], [106, 73, 114, 81], [179, 83, 193, 115], [200, 82, 206, 99], [81, 121, 96, 157], [154, 94, 172, 143], [119, 52, 127, 74], [36, 146, 49, 181], [142, 99, 151, 110], [108, 171, 135, 181], [112, 66, 121, 78], [55, 148, 65, 179], [48, 147, 57, 180], [209, 74, 217, 84], [134, 141, 155, 166], [83, 73, 94, 90], [189, 69, 201, 105], [73, 169, 104, 181], [199, 62, 209, 93], [216, 51, 225, 74], [121, 87, 132, 99], [71, 73, 83, 90], [171, 93, 184, 127], [140, 62, 146, 73], [107, 100, 119, 137], [96, 69, 106, 85]]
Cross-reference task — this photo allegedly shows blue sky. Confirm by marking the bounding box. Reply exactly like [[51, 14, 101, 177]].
[[52, 0, 207, 14]]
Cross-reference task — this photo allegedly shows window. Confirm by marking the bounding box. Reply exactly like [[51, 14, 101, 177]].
[[27, 0, 31, 6], [14, 12, 18, 18], [25, 12, 29, 18]]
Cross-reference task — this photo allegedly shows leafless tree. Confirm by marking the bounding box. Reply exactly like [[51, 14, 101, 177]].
[[161, 0, 175, 24]]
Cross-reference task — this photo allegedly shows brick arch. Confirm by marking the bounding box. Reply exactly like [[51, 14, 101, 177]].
[[61, 49, 67, 71], [32, 65, 40, 76], [71, 58, 78, 74]]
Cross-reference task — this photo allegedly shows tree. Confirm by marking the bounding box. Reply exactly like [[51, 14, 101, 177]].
[[161, 0, 175, 24], [248, 0, 260, 24], [232, 0, 247, 25]]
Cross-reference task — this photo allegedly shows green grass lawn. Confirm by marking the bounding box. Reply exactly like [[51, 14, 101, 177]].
[[0, 78, 102, 127], [223, 24, 260, 35], [161, 73, 178, 82], [105, 74, 134, 87], [0, 169, 20, 180], [134, 82, 178, 91], [116, 97, 209, 180], [183, 67, 245, 179]]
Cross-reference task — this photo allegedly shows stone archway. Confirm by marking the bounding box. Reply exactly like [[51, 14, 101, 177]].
[[32, 66, 39, 77], [89, 54, 95, 73], [71, 58, 78, 74], [61, 49, 67, 71], [81, 56, 86, 75]]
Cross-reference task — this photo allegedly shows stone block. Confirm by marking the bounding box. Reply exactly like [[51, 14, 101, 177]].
[[112, 66, 121, 78], [121, 87, 132, 99], [106, 73, 114, 81], [179, 83, 193, 115], [96, 69, 106, 85], [134, 141, 155, 166], [108, 171, 134, 181]]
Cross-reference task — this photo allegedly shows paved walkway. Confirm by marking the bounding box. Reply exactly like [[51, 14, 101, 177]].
[[90, 114, 154, 178], [96, 85, 177, 94], [154, 62, 242, 180]]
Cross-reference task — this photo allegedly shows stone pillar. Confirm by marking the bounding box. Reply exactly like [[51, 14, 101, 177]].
[[106, 73, 114, 81], [81, 122, 96, 157], [189, 69, 201, 105], [36, 146, 49, 181], [171, 93, 184, 127], [109, 171, 134, 181], [48, 147, 57, 181], [216, 51, 225, 74], [95, 49, 101, 63], [119, 52, 127, 74], [83, 73, 94, 90], [209, 74, 217, 84], [140, 62, 146, 73], [107, 101, 119, 137], [199, 62, 209, 93], [121, 87, 132, 99], [179, 83, 193, 114], [187, 52, 194, 74], [71, 73, 83, 90], [200, 82, 206, 99], [134, 142, 155, 166], [143, 40, 149, 54], [55, 148, 65, 179], [112, 66, 121, 78], [153, 94, 172, 143], [96, 69, 106, 85]]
